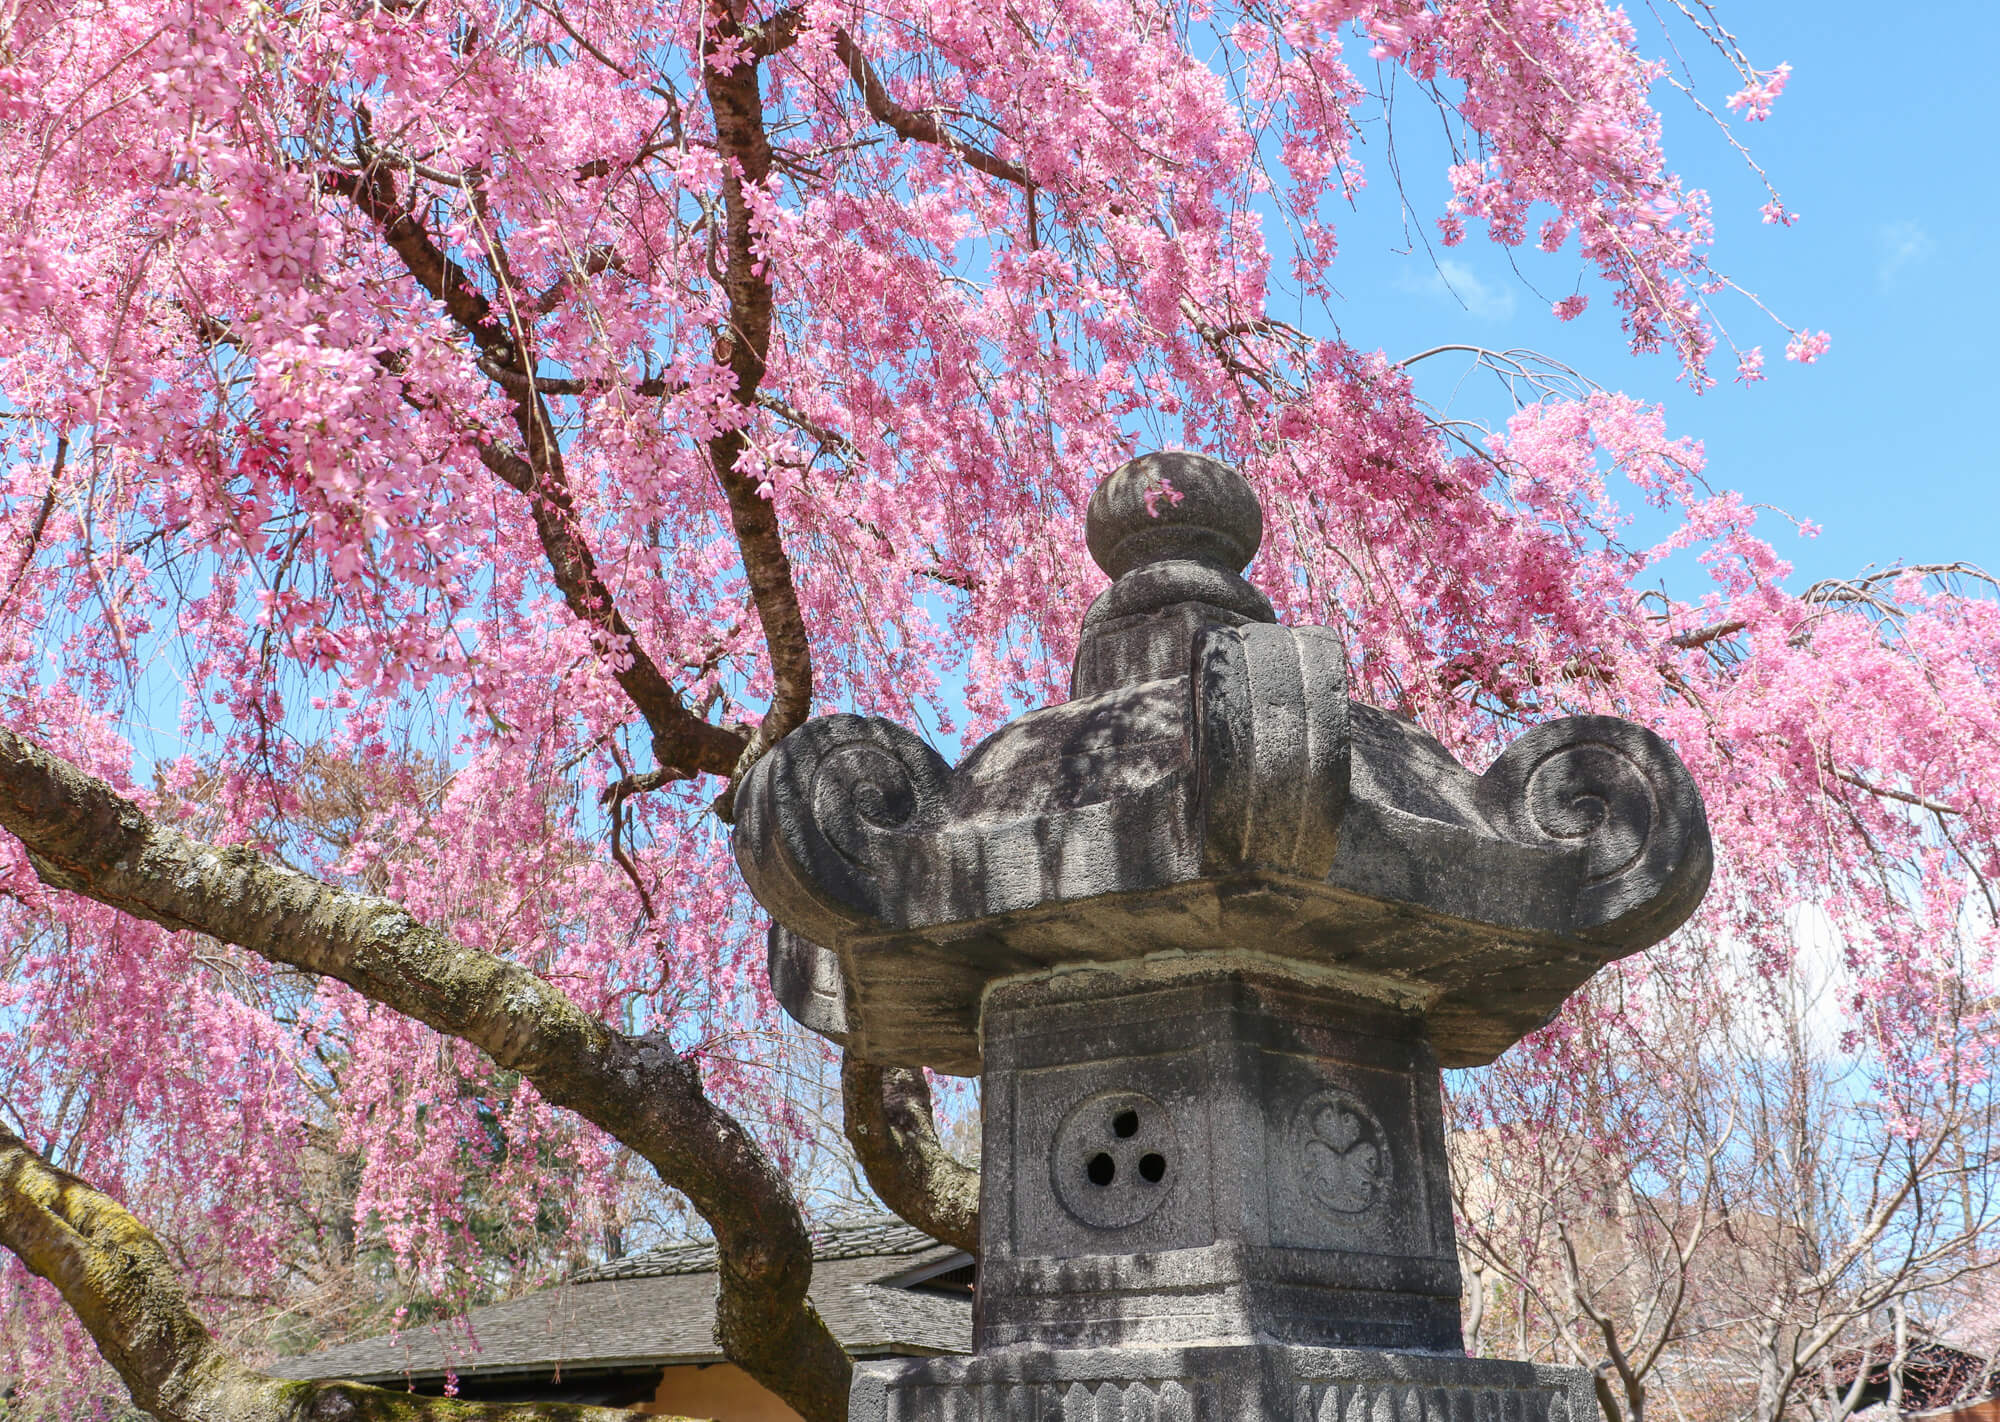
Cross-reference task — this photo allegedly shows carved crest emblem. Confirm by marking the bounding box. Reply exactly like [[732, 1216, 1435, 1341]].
[[1294, 1090, 1391, 1215]]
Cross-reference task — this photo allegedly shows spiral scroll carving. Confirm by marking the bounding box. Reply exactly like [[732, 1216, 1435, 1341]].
[[812, 737, 935, 867], [1477, 715, 1711, 942], [1520, 739, 1652, 886], [733, 713, 950, 944]]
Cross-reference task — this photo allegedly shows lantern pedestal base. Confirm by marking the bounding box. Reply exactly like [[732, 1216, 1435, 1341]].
[[851, 1344, 1595, 1422]]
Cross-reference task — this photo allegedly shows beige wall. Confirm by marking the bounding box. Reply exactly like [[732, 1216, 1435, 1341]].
[[642, 1362, 806, 1421], [1932, 1400, 2000, 1422]]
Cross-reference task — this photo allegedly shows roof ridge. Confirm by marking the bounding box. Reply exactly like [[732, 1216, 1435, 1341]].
[[567, 1214, 951, 1283]]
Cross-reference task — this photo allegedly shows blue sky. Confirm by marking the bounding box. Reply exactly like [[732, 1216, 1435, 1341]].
[[1316, 0, 1997, 591]]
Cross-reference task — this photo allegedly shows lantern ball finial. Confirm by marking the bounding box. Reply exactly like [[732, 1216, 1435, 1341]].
[[1086, 451, 1262, 580]]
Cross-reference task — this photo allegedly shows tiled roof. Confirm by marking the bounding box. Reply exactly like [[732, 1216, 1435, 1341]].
[[273, 1217, 971, 1386], [570, 1215, 948, 1283], [1828, 1336, 1998, 1413]]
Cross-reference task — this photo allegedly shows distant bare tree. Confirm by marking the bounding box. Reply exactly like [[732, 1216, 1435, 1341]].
[[1450, 948, 2000, 1422]]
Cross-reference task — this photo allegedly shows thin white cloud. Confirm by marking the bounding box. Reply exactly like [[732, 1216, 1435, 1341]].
[[1876, 219, 1934, 286], [1395, 257, 1517, 322]]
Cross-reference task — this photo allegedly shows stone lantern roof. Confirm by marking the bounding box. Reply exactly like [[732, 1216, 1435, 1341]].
[[734, 451, 1711, 1074]]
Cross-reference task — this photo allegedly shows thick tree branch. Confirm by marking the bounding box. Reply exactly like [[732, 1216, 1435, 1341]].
[[703, 12, 814, 802], [747, 6, 806, 57], [319, 165, 508, 355], [322, 162, 743, 781], [1669, 619, 1747, 650], [470, 441, 746, 777], [831, 29, 1032, 187], [331, 49, 821, 805], [533, 247, 624, 316], [475, 359, 680, 400], [0, 729, 851, 1422], [0, 1116, 646, 1422], [841, 1054, 980, 1254]]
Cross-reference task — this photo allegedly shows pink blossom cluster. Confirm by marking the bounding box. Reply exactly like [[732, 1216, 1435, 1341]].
[[0, 0, 1987, 1410]]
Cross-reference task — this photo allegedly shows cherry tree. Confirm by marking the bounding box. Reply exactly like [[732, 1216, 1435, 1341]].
[[0, 0, 1994, 1419]]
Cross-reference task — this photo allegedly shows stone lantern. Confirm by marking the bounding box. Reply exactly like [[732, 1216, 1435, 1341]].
[[733, 452, 1711, 1422]]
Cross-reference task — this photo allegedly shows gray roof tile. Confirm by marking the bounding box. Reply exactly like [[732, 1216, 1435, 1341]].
[[275, 1217, 971, 1385], [570, 1216, 947, 1284]]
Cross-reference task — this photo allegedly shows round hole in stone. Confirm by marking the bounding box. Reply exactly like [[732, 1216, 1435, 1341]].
[[1138, 1153, 1167, 1184], [1053, 1090, 1176, 1228], [1112, 1109, 1140, 1139]]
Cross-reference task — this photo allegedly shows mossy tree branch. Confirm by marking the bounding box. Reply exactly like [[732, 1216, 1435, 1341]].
[[0, 1115, 657, 1422], [0, 727, 852, 1422]]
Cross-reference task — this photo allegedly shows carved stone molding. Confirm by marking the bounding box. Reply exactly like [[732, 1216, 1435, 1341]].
[[850, 1344, 1596, 1422]]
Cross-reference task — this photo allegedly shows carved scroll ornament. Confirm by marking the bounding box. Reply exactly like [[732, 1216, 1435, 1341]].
[[733, 452, 1711, 1072]]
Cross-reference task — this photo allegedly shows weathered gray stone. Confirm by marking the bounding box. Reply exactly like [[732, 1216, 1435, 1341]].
[[735, 452, 1711, 1073], [976, 967, 1460, 1354], [731, 450, 1712, 1422]]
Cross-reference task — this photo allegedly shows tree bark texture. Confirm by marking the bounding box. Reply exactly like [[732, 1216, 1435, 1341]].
[[701, 10, 814, 793], [840, 1055, 981, 1255], [0, 1118, 662, 1422], [0, 727, 851, 1422]]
